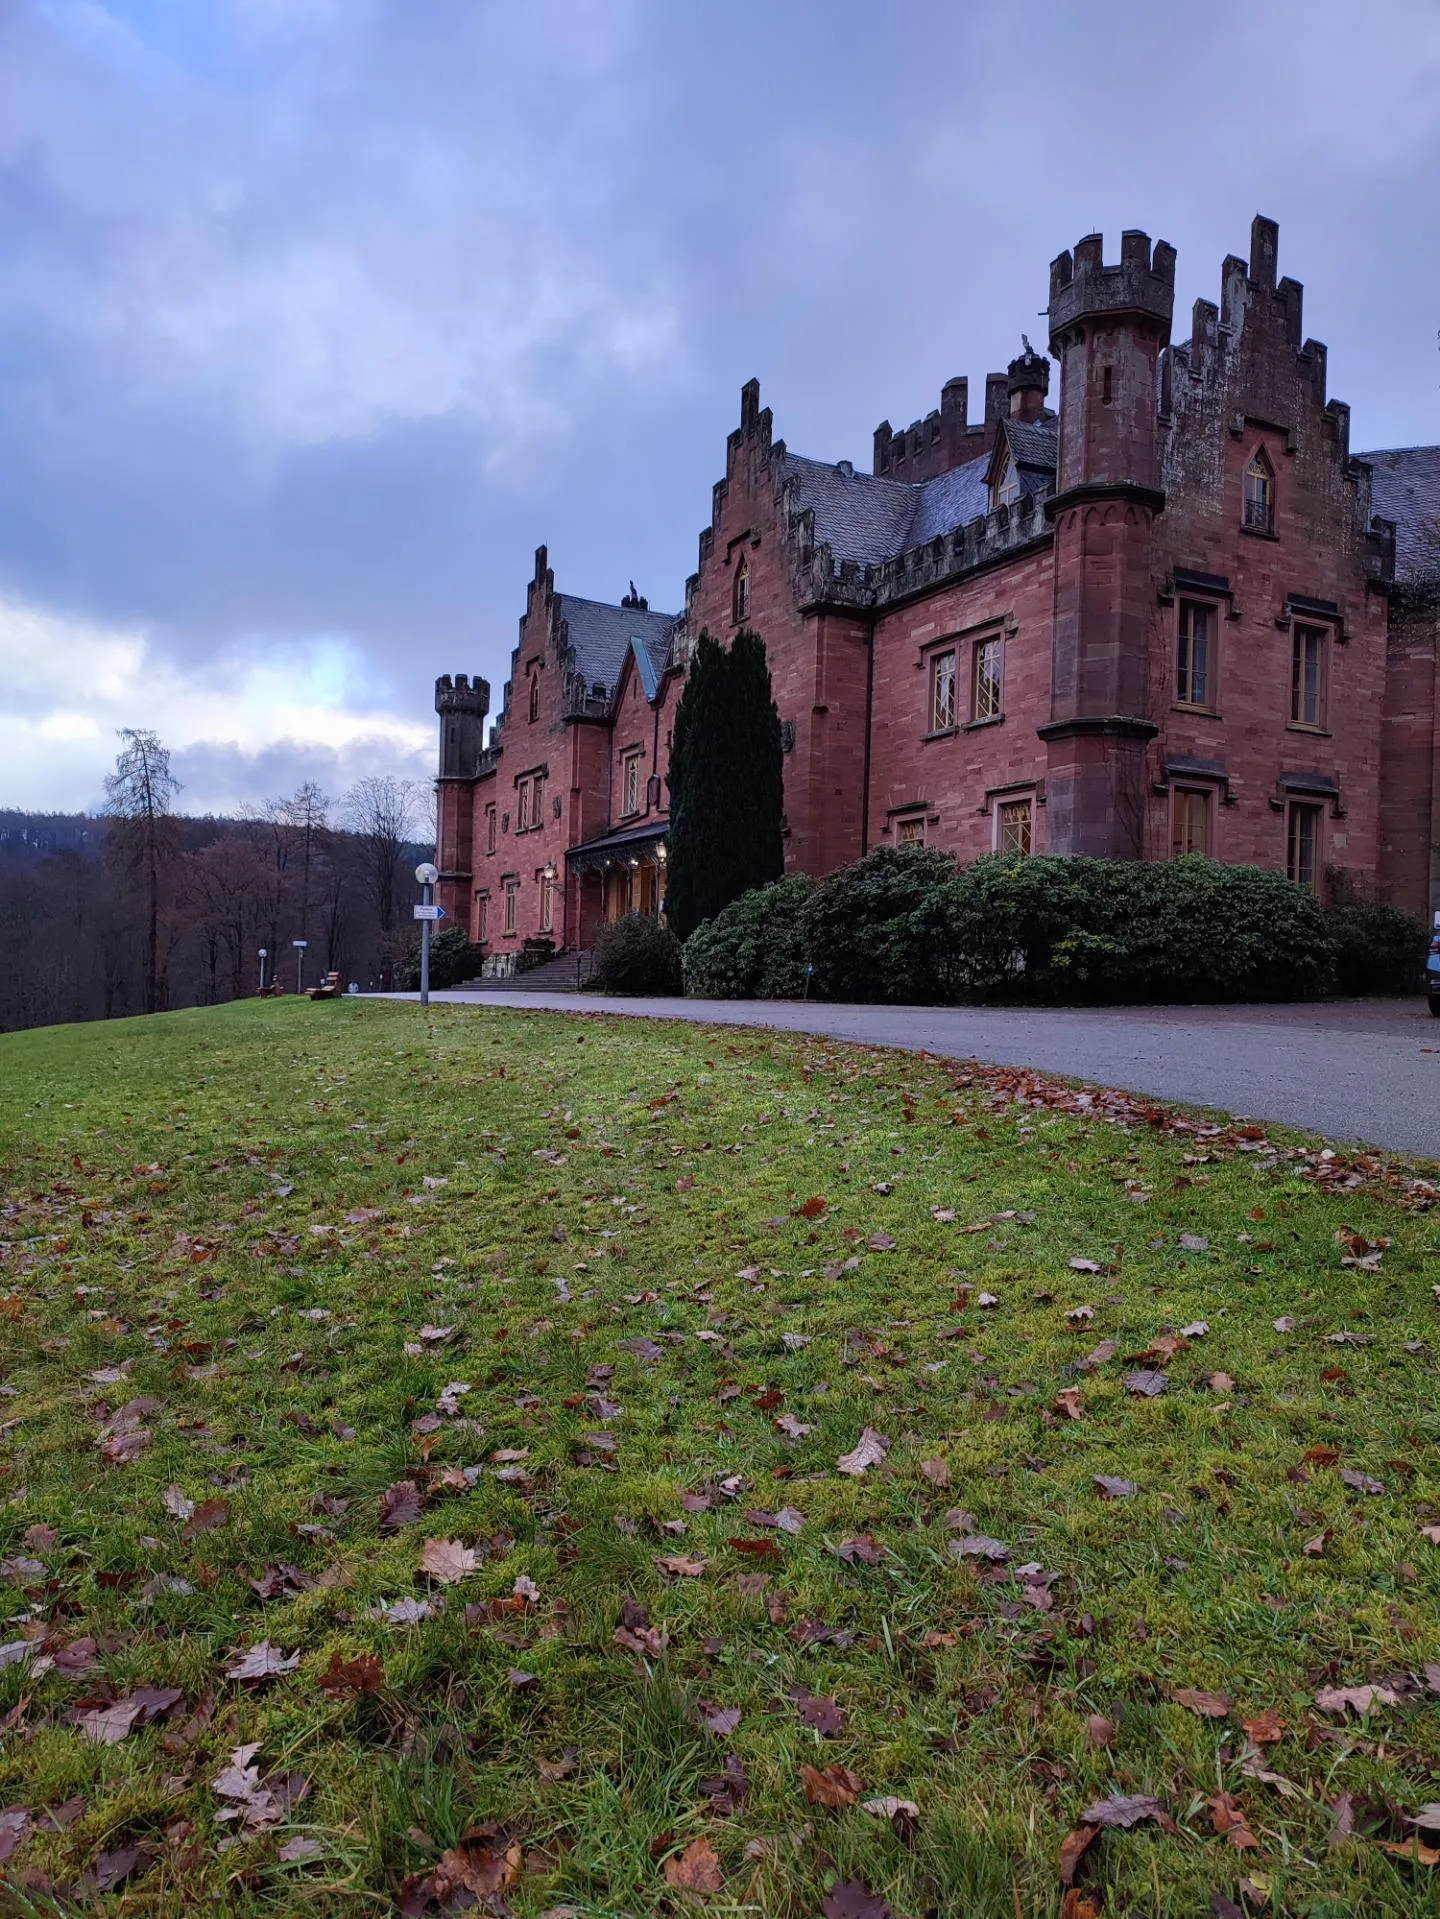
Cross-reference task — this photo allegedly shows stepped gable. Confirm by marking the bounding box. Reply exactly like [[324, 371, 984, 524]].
[[555, 593, 678, 696], [1359, 447, 1440, 580]]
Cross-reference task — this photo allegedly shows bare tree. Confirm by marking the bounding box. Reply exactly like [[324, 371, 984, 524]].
[[103, 729, 181, 1015], [269, 781, 331, 945], [341, 776, 422, 986]]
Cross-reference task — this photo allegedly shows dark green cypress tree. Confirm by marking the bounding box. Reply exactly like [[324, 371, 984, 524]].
[[666, 628, 784, 942]]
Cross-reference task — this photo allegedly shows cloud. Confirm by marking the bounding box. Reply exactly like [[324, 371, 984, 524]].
[[0, 0, 1437, 815], [0, 592, 430, 812]]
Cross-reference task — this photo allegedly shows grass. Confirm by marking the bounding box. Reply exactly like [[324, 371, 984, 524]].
[[1, 997, 1440, 1917]]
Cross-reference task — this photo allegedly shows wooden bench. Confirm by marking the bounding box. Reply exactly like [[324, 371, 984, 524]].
[[306, 971, 342, 1000]]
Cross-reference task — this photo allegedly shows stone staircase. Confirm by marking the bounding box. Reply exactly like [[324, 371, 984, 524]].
[[457, 949, 594, 994]]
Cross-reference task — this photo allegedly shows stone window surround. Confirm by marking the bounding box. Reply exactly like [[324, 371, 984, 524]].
[[1174, 593, 1224, 716], [916, 617, 1012, 740]]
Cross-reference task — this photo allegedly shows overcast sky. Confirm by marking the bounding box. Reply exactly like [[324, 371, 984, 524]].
[[3, 0, 1438, 817]]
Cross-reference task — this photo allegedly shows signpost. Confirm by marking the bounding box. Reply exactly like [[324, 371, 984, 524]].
[[292, 938, 308, 994], [414, 863, 441, 1005]]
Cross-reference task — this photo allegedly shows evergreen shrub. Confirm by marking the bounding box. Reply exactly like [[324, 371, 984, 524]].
[[682, 874, 814, 998], [395, 927, 485, 990], [1325, 900, 1428, 996], [800, 845, 956, 1003], [590, 913, 684, 995]]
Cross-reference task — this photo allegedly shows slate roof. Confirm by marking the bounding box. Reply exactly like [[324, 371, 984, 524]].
[[783, 427, 1056, 570], [556, 594, 678, 693], [1359, 447, 1440, 581]]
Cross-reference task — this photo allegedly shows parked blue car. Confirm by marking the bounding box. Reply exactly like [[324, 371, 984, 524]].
[[1429, 930, 1440, 1017]]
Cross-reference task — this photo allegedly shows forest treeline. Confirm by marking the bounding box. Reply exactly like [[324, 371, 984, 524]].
[[0, 731, 435, 1033]]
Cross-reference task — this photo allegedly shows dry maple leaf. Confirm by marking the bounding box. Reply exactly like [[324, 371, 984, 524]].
[[836, 1427, 891, 1476], [790, 1687, 847, 1735], [1081, 1792, 1177, 1832], [801, 1762, 864, 1807], [1313, 1683, 1401, 1716], [662, 1834, 725, 1893], [1059, 1822, 1099, 1886], [698, 1701, 741, 1737], [318, 1650, 384, 1696], [1123, 1369, 1167, 1398], [949, 1535, 1009, 1561], [74, 1698, 144, 1745], [861, 1795, 919, 1820], [1302, 1527, 1333, 1557], [919, 1456, 951, 1487], [224, 1640, 300, 1682], [1054, 1388, 1083, 1420], [821, 1879, 893, 1919], [419, 1538, 479, 1584], [380, 1481, 424, 1532], [162, 1485, 195, 1522], [1378, 1837, 1440, 1866], [1209, 1791, 1259, 1850], [1173, 1686, 1232, 1719], [433, 1835, 522, 1902], [655, 1554, 708, 1578]]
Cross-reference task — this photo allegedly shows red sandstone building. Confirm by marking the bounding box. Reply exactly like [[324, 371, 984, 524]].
[[435, 217, 1440, 970]]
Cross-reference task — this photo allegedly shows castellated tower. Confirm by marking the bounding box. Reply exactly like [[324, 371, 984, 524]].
[[434, 673, 490, 900], [1041, 230, 1176, 857]]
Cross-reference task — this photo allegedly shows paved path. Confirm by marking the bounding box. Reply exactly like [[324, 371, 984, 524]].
[[385, 991, 1440, 1159]]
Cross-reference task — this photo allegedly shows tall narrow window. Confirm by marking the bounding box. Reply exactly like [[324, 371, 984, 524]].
[[1172, 787, 1212, 857], [998, 797, 1032, 856], [539, 871, 554, 934], [974, 636, 1002, 721], [476, 894, 489, 943], [623, 752, 641, 817], [1243, 449, 1275, 533], [485, 805, 496, 855], [1287, 801, 1321, 889], [896, 814, 925, 846], [1290, 624, 1326, 728], [1176, 601, 1214, 709], [528, 675, 539, 722], [733, 554, 750, 624], [503, 878, 519, 934], [931, 650, 957, 731], [516, 779, 530, 832]]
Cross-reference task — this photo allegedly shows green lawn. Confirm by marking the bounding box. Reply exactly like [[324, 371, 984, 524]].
[[2, 999, 1440, 1918]]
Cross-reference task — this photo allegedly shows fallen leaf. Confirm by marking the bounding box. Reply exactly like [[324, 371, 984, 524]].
[[0, 1805, 30, 1865], [920, 1457, 951, 1487], [1060, 1822, 1099, 1886], [1302, 1528, 1332, 1557], [655, 1554, 708, 1578], [92, 1843, 154, 1892], [1209, 1790, 1259, 1850], [162, 1485, 195, 1522], [224, 1640, 301, 1682], [1054, 1388, 1083, 1420], [662, 1834, 724, 1893], [433, 1835, 522, 1902], [836, 1427, 891, 1476], [74, 1698, 143, 1745], [1241, 1708, 1285, 1746], [698, 1701, 741, 1737], [949, 1534, 1009, 1562], [1340, 1468, 1385, 1495], [1085, 1713, 1115, 1749], [318, 1651, 384, 1696], [419, 1538, 479, 1584], [801, 1763, 864, 1807], [1124, 1369, 1166, 1398], [181, 1497, 229, 1539], [278, 1836, 323, 1862], [790, 1687, 846, 1735], [1378, 1837, 1440, 1867], [1081, 1792, 1177, 1832], [380, 1481, 425, 1532], [1173, 1687, 1232, 1719], [1093, 1475, 1137, 1500], [861, 1795, 919, 1821], [1313, 1684, 1401, 1716], [821, 1878, 894, 1919], [1069, 1258, 1103, 1274]]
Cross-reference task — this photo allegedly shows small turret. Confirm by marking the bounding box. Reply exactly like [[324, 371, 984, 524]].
[[1048, 229, 1175, 495], [1006, 342, 1050, 422], [435, 672, 491, 781]]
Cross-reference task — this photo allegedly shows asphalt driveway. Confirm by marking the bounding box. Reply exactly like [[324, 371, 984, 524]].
[[394, 991, 1440, 1160]]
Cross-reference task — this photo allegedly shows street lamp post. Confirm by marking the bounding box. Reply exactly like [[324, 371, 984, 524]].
[[414, 862, 441, 1006], [292, 939, 308, 993], [258, 947, 268, 994]]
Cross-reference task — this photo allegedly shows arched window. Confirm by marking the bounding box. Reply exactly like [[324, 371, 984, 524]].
[[733, 554, 750, 625], [1243, 448, 1275, 534], [992, 448, 1019, 509], [528, 674, 539, 722]]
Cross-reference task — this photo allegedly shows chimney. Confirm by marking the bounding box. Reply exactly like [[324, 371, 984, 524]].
[[1006, 343, 1050, 423]]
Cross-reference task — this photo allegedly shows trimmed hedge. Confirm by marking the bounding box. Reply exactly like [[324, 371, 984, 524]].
[[677, 850, 1429, 1006], [590, 912, 684, 995]]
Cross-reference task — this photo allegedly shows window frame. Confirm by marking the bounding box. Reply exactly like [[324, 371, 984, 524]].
[[1175, 597, 1218, 712], [516, 778, 530, 832], [930, 648, 957, 733], [1170, 784, 1213, 859], [503, 877, 519, 935], [995, 795, 1033, 857], [485, 804, 497, 855], [973, 634, 1003, 724], [475, 892, 489, 944], [1286, 800, 1323, 891], [895, 812, 926, 847], [732, 554, 750, 625], [539, 870, 554, 935], [1289, 622, 1328, 731], [528, 674, 539, 722], [621, 750, 642, 818], [1242, 447, 1276, 535], [992, 448, 1020, 509]]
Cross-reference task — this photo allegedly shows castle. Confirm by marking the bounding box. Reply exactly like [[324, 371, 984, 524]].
[[434, 216, 1440, 968]]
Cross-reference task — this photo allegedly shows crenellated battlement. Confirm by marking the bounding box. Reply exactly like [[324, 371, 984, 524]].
[[434, 672, 490, 716], [1048, 229, 1176, 346], [873, 372, 1009, 481]]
